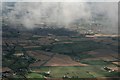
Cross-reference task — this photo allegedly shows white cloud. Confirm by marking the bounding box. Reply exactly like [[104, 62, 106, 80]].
[[2, 0, 119, 2], [2, 2, 118, 34]]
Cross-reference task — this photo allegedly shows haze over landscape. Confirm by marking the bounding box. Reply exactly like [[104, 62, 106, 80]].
[[2, 2, 118, 34]]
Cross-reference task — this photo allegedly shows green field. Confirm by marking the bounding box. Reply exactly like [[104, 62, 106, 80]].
[[80, 60, 111, 65], [30, 66, 119, 78], [26, 73, 44, 79]]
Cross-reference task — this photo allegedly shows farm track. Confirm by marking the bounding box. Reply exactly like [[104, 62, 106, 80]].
[[40, 53, 56, 66]]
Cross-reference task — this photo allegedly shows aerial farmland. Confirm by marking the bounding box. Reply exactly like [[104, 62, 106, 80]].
[[2, 2, 119, 80]]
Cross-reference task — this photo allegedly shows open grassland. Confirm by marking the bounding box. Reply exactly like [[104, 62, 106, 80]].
[[26, 73, 44, 79], [30, 66, 119, 78]]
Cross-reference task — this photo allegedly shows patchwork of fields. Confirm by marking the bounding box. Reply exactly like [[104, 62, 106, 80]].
[[2, 34, 119, 79]]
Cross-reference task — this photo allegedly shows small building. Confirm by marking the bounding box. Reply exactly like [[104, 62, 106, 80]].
[[13, 52, 24, 57], [54, 39, 59, 42], [44, 70, 51, 77]]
